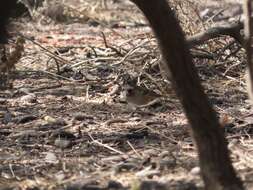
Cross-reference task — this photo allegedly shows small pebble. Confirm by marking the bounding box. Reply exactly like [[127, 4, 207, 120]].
[[190, 166, 200, 176]]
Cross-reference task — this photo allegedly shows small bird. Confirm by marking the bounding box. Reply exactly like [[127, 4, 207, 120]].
[[121, 84, 162, 107]]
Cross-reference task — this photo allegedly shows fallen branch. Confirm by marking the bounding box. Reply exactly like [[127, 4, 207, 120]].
[[187, 21, 244, 47]]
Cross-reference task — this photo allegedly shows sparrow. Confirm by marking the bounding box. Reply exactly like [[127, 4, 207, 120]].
[[121, 84, 162, 107]]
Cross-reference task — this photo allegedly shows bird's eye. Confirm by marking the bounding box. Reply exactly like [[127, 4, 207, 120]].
[[127, 88, 134, 94]]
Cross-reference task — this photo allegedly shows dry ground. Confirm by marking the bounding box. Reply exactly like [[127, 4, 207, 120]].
[[0, 0, 253, 189]]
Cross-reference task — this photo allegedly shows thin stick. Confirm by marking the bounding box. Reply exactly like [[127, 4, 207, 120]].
[[88, 133, 127, 156], [127, 140, 143, 158]]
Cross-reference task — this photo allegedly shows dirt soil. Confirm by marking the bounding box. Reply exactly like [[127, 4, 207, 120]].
[[0, 0, 253, 189]]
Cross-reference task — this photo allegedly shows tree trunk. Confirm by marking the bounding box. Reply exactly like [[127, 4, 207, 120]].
[[130, 0, 244, 189]]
